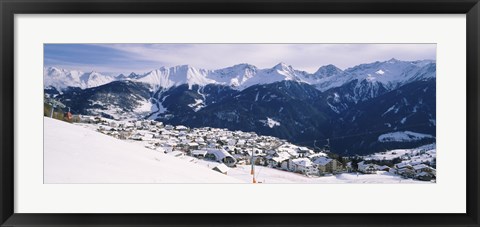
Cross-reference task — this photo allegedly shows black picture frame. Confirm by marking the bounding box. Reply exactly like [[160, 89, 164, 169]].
[[1, 0, 479, 226]]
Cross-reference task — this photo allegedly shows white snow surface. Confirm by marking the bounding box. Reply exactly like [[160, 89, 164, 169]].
[[260, 117, 281, 128], [44, 117, 241, 183], [134, 99, 153, 114], [364, 143, 435, 161], [378, 131, 435, 143], [363, 143, 436, 167], [188, 99, 205, 112]]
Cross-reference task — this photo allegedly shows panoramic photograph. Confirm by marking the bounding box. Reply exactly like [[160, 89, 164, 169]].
[[43, 44, 436, 183]]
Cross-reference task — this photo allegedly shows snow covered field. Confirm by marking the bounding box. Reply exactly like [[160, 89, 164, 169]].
[[363, 143, 436, 165], [44, 117, 241, 183], [45, 118, 427, 184]]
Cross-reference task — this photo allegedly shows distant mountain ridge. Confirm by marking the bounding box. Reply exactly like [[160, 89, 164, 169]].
[[44, 58, 436, 92], [44, 67, 116, 91]]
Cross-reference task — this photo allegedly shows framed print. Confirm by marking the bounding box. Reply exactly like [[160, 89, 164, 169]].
[[1, 0, 479, 226]]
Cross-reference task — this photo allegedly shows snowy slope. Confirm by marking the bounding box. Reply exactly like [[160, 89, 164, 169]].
[[44, 67, 115, 91], [229, 62, 306, 89], [303, 59, 436, 92], [134, 65, 216, 90], [207, 63, 258, 88], [363, 143, 436, 162], [44, 117, 241, 183], [378, 131, 435, 143], [343, 59, 436, 89]]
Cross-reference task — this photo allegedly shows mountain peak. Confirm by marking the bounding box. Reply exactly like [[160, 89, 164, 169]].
[[273, 62, 289, 69], [386, 58, 400, 63], [45, 66, 68, 75], [47, 66, 60, 71], [175, 64, 194, 69], [231, 63, 256, 69], [318, 64, 341, 71], [313, 64, 343, 78]]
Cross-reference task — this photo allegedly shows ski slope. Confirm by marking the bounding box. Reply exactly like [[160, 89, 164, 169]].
[[44, 117, 242, 183]]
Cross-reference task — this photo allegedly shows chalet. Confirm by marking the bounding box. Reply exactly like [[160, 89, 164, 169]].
[[237, 139, 246, 146], [253, 155, 267, 166], [297, 147, 314, 157], [123, 122, 134, 129], [278, 145, 299, 158], [415, 171, 435, 181], [175, 125, 189, 131], [195, 137, 205, 143], [412, 164, 436, 180], [129, 132, 143, 141], [187, 142, 199, 150], [280, 159, 290, 171], [118, 131, 131, 140], [358, 161, 378, 174], [190, 149, 208, 158], [205, 148, 237, 167], [395, 162, 412, 169], [377, 165, 391, 172], [266, 151, 291, 168], [345, 162, 353, 172], [412, 164, 433, 174], [134, 121, 143, 129], [395, 163, 416, 178], [289, 158, 318, 175], [164, 125, 174, 130], [108, 121, 118, 128], [313, 157, 343, 174]]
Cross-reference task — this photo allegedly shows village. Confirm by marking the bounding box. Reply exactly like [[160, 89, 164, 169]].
[[73, 115, 436, 182]]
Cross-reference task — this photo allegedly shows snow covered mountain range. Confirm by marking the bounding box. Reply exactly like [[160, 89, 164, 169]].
[[44, 59, 436, 155], [44, 58, 435, 93], [44, 67, 116, 90]]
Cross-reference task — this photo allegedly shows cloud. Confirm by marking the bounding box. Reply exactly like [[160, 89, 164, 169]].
[[46, 43, 436, 74]]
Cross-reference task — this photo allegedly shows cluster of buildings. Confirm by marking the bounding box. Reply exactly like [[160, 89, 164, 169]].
[[357, 161, 436, 181], [357, 145, 437, 181], [77, 116, 345, 176], [76, 116, 436, 181]]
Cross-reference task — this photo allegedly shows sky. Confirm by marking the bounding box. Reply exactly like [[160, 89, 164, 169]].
[[44, 44, 436, 75]]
